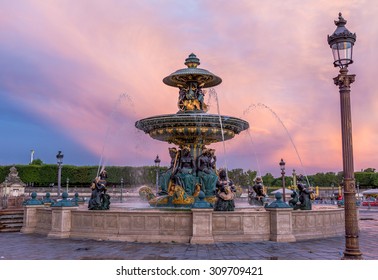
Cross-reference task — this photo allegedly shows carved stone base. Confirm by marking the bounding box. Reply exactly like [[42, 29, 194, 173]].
[[190, 208, 214, 244]]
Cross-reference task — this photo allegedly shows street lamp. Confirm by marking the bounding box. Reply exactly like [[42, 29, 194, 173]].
[[66, 177, 69, 193], [154, 155, 161, 194], [279, 158, 286, 202], [120, 177, 124, 203], [292, 169, 297, 189], [327, 12, 362, 259], [331, 183, 335, 200], [56, 151, 64, 197]]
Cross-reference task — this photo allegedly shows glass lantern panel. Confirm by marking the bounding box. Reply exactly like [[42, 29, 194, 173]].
[[338, 42, 352, 60], [332, 42, 353, 67]]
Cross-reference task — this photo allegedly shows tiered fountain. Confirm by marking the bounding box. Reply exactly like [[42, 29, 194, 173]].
[[135, 54, 249, 207], [21, 54, 345, 244]]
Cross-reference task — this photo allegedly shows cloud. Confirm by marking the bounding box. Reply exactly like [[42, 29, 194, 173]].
[[0, 0, 376, 175]]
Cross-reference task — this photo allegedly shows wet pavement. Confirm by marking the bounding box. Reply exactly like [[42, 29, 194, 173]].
[[0, 207, 377, 260]]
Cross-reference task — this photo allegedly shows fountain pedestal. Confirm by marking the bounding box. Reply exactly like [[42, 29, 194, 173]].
[[266, 208, 296, 242], [190, 208, 215, 244]]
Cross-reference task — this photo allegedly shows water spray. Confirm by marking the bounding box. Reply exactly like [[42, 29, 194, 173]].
[[246, 129, 262, 177], [243, 103, 310, 186], [97, 93, 134, 177], [209, 88, 229, 181]]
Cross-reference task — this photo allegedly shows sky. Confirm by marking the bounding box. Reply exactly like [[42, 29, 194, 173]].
[[0, 0, 377, 177]]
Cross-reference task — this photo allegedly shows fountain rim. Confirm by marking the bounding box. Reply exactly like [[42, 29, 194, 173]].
[[135, 113, 249, 130], [135, 113, 250, 146], [162, 67, 222, 88]]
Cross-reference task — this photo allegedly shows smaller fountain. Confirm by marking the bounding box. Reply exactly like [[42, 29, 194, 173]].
[[135, 54, 249, 207]]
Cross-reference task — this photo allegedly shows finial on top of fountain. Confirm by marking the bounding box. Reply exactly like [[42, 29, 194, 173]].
[[162, 53, 223, 113], [185, 53, 200, 68]]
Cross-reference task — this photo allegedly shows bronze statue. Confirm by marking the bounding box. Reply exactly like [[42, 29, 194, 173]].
[[158, 147, 179, 195], [214, 169, 235, 211], [197, 148, 218, 196], [173, 146, 196, 195], [41, 192, 55, 205], [88, 169, 111, 210], [208, 148, 217, 170], [176, 81, 207, 112], [248, 176, 267, 206], [289, 189, 299, 208], [294, 183, 313, 210]]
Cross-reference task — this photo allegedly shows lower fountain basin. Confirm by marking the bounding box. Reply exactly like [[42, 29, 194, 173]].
[[22, 204, 344, 244]]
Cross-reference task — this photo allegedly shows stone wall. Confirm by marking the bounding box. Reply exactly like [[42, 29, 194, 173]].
[[70, 209, 193, 243], [292, 209, 345, 240], [212, 209, 270, 242], [35, 208, 52, 235], [21, 206, 345, 243]]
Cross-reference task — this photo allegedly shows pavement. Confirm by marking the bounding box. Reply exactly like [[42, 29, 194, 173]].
[[0, 206, 378, 260]]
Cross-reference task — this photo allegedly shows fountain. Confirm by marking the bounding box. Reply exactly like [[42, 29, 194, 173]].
[[20, 54, 346, 244], [135, 53, 249, 207]]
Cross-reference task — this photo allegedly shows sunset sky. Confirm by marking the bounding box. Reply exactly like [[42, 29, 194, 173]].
[[0, 0, 377, 177]]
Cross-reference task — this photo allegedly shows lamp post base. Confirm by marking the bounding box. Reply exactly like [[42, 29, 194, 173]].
[[342, 233, 363, 260], [342, 252, 363, 260]]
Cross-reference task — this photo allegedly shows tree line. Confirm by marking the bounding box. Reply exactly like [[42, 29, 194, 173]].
[[0, 164, 377, 189], [0, 164, 161, 187], [230, 169, 378, 189]]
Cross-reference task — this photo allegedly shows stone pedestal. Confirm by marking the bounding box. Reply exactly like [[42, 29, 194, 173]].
[[266, 208, 296, 242], [0, 166, 26, 209], [21, 205, 44, 234], [190, 208, 214, 244], [48, 207, 78, 238]]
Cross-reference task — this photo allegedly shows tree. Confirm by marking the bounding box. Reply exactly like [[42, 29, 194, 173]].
[[355, 172, 373, 188], [30, 159, 43, 165], [246, 170, 257, 186], [262, 173, 275, 186], [371, 173, 378, 188], [363, 168, 376, 173]]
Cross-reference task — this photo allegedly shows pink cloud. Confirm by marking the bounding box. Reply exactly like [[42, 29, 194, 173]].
[[0, 0, 377, 175]]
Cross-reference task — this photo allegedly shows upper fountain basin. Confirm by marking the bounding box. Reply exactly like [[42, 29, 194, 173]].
[[163, 67, 222, 88], [135, 113, 249, 146]]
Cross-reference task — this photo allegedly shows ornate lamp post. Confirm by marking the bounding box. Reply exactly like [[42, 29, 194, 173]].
[[327, 12, 362, 259], [279, 158, 286, 202], [120, 177, 124, 203], [331, 183, 335, 200], [66, 177, 69, 193], [292, 169, 297, 189], [56, 151, 64, 197], [154, 155, 161, 194]]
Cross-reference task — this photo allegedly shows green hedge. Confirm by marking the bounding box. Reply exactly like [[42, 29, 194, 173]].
[[0, 165, 161, 187], [1, 165, 377, 188]]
